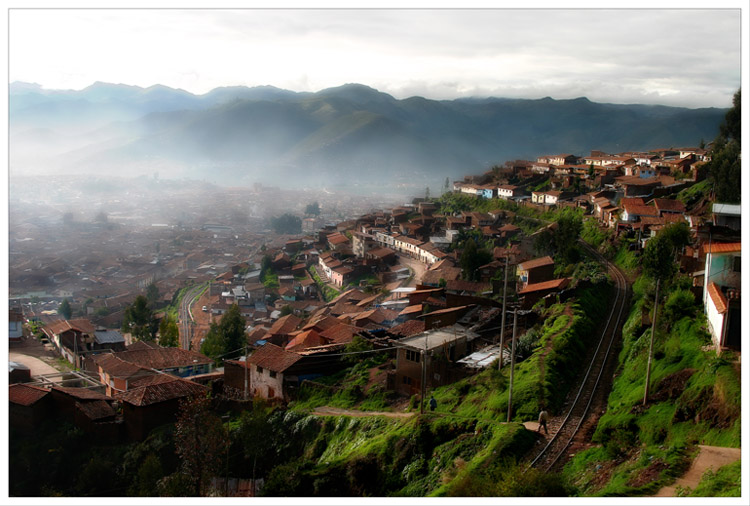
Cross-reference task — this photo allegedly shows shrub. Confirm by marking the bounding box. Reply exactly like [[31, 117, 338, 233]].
[[662, 289, 696, 324]]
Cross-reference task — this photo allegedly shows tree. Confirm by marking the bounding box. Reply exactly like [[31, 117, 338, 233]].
[[270, 213, 302, 234], [173, 395, 229, 496], [706, 89, 741, 203], [305, 201, 320, 216], [122, 295, 157, 341], [642, 222, 690, 282], [158, 314, 180, 347], [58, 298, 72, 320], [459, 238, 493, 281], [146, 282, 160, 309], [554, 209, 583, 265], [200, 304, 247, 362], [443, 177, 450, 194]]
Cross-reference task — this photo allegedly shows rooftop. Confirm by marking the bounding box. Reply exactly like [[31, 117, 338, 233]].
[[398, 325, 479, 352]]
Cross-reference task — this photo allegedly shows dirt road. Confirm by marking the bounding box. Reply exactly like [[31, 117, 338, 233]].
[[652, 445, 741, 496]]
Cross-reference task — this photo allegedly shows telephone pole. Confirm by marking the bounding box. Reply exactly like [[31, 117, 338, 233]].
[[244, 344, 249, 401], [643, 278, 660, 405], [498, 255, 509, 370], [507, 308, 518, 423]]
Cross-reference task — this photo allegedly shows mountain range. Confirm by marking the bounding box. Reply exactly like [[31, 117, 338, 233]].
[[9, 81, 727, 188]]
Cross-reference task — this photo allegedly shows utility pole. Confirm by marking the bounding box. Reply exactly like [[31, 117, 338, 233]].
[[506, 308, 518, 423], [420, 348, 426, 414], [498, 255, 509, 370], [643, 278, 660, 405], [244, 344, 249, 401]]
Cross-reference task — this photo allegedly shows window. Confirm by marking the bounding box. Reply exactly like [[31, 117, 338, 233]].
[[256, 366, 263, 374], [405, 349, 420, 363], [733, 256, 741, 273], [269, 370, 277, 378], [402, 376, 413, 385]]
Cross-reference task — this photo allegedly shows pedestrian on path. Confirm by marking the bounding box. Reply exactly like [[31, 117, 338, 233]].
[[538, 408, 549, 434], [429, 396, 437, 411]]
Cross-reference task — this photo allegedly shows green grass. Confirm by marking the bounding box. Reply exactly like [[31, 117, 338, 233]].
[[564, 273, 741, 496], [428, 282, 611, 423], [308, 267, 341, 302]]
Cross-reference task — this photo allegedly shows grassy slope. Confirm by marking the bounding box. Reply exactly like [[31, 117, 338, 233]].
[[563, 275, 741, 496], [267, 281, 612, 497], [259, 412, 538, 497]]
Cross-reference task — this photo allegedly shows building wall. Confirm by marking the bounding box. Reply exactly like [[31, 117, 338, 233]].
[[249, 366, 285, 400], [705, 253, 741, 291], [705, 295, 726, 349]]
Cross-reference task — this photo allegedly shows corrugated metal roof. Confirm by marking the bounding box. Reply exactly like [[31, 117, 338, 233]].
[[94, 330, 125, 344]]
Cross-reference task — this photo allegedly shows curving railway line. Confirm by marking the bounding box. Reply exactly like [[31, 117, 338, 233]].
[[528, 239, 630, 472]]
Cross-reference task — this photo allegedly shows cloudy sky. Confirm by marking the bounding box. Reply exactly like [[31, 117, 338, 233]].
[[7, 4, 745, 108]]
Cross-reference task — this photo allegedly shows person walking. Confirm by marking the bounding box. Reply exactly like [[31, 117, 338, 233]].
[[429, 396, 437, 412], [538, 408, 549, 434]]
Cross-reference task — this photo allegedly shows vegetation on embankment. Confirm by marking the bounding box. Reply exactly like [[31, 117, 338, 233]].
[[429, 280, 611, 424], [563, 273, 741, 497], [259, 413, 554, 497]]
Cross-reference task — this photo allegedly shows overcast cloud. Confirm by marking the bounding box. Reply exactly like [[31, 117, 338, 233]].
[[8, 8, 743, 108]]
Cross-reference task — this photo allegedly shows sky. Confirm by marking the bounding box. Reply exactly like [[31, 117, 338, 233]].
[[6, 2, 746, 109]]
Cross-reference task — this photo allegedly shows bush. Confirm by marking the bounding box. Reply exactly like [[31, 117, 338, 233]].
[[662, 289, 696, 325]]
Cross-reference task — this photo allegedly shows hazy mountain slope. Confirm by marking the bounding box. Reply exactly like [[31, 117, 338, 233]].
[[9, 81, 727, 184]]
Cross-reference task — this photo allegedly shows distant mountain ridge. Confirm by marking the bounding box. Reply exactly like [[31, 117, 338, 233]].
[[9, 81, 726, 187]]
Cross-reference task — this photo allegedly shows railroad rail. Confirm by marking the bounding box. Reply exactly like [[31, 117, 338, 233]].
[[528, 239, 630, 472]]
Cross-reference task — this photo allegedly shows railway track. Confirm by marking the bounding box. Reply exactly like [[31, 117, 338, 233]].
[[528, 240, 630, 472]]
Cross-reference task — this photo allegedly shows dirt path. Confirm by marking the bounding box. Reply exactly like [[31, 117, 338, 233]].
[[312, 406, 415, 419], [652, 445, 741, 496]]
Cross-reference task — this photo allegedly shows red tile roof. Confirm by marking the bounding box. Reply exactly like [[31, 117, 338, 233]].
[[94, 354, 154, 380], [114, 346, 213, 370], [399, 305, 424, 316], [285, 329, 326, 351], [9, 384, 50, 406], [623, 203, 660, 217], [518, 278, 570, 294], [652, 198, 686, 213], [51, 386, 109, 401], [247, 343, 302, 372], [76, 400, 117, 420], [116, 377, 209, 407], [319, 323, 360, 344], [302, 315, 341, 332], [268, 314, 302, 335], [445, 280, 491, 293], [702, 242, 742, 255], [388, 320, 426, 337], [707, 282, 728, 314], [518, 256, 555, 271], [420, 305, 469, 318]]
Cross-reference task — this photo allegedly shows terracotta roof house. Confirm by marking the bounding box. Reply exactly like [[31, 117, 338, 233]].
[[518, 278, 571, 309], [8, 384, 52, 433], [224, 343, 303, 401], [517, 256, 555, 288], [652, 198, 686, 216], [265, 314, 302, 346], [117, 375, 209, 440]]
